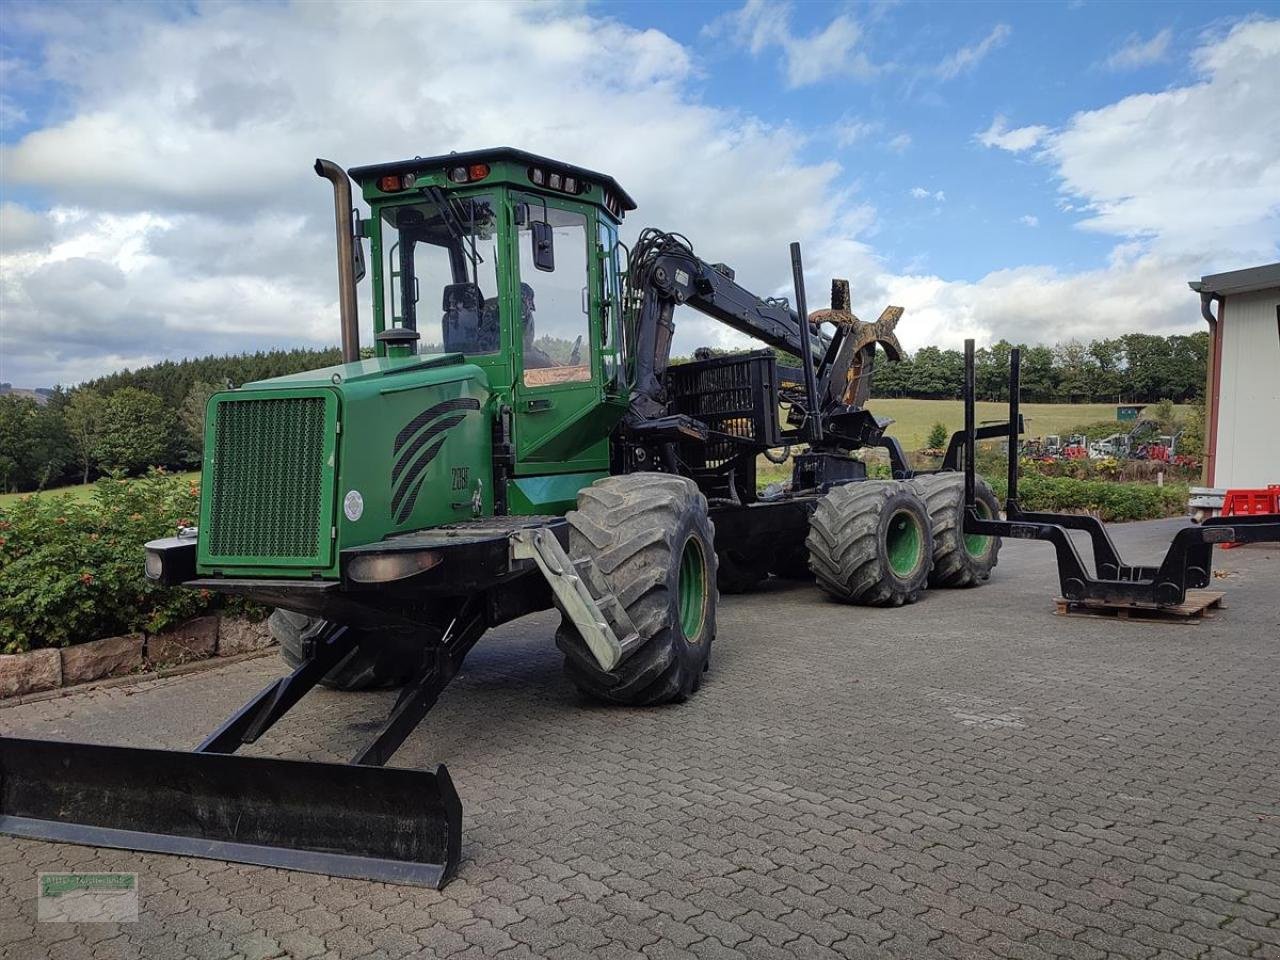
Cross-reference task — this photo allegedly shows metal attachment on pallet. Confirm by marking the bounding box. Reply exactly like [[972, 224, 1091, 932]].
[[510, 528, 641, 671], [959, 338, 1280, 609]]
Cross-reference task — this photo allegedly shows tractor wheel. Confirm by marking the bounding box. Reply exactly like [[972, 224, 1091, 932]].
[[555, 473, 716, 706], [909, 473, 1002, 588], [716, 547, 770, 594], [270, 610, 426, 691], [806, 480, 933, 606]]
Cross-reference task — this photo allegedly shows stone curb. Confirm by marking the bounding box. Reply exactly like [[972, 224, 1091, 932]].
[[0, 646, 280, 710], [0, 614, 275, 700]]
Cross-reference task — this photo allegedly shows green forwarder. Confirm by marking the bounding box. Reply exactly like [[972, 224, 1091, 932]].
[[0, 148, 1005, 887]]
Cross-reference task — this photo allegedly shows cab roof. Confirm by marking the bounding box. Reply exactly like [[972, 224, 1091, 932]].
[[348, 147, 637, 212]]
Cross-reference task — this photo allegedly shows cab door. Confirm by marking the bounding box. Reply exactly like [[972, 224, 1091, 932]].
[[510, 194, 608, 468]]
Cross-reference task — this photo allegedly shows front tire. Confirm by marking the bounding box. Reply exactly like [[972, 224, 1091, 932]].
[[807, 481, 933, 606], [556, 474, 716, 705], [270, 611, 427, 691]]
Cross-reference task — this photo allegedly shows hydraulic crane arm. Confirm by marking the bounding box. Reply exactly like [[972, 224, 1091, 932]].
[[624, 229, 903, 423], [626, 230, 824, 417]]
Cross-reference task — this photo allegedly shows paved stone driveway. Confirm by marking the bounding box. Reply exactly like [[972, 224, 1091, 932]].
[[2, 519, 1278, 960]]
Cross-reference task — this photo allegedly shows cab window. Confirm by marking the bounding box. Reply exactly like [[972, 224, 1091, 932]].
[[517, 207, 590, 387], [382, 193, 500, 356]]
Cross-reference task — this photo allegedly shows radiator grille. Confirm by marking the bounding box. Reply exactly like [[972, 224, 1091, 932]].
[[206, 396, 330, 563]]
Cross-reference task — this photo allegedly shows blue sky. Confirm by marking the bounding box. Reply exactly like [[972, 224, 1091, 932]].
[[615, 0, 1271, 280], [1, 1, 1277, 387]]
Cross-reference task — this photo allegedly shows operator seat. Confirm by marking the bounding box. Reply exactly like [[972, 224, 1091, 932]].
[[441, 283, 498, 355]]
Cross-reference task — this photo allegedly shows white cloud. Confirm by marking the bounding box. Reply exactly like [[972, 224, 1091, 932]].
[[834, 117, 879, 148], [936, 24, 1011, 80], [1018, 215, 1039, 227], [976, 114, 1051, 152], [0, 4, 1276, 389], [910, 187, 945, 202], [0, 0, 882, 385], [705, 1, 876, 89], [911, 18, 1280, 351], [0, 203, 55, 251], [1048, 18, 1280, 256], [1102, 28, 1173, 71]]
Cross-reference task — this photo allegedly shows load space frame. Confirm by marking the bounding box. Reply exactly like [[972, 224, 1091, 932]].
[[959, 339, 1280, 608]]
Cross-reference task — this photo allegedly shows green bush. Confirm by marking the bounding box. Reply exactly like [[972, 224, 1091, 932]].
[[1063, 419, 1126, 442], [925, 422, 949, 450], [0, 471, 229, 653], [986, 474, 1187, 522]]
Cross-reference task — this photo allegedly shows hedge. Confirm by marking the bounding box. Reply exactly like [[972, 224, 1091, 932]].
[[0, 471, 243, 654], [986, 474, 1188, 522]]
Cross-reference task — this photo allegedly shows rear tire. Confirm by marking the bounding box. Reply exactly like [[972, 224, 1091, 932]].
[[270, 610, 426, 691], [806, 481, 932, 606], [909, 473, 1002, 588], [556, 474, 716, 706]]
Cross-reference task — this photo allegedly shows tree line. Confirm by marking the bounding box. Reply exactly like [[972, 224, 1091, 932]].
[[864, 332, 1208, 403], [1, 332, 1209, 493], [0, 348, 345, 494]]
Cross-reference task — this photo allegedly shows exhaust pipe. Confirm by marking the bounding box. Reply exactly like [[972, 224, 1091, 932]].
[[315, 159, 360, 363]]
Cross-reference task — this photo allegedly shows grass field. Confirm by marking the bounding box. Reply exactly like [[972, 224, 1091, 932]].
[[863, 399, 1192, 451], [0, 472, 201, 509]]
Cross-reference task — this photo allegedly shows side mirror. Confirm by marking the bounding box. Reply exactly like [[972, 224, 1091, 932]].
[[352, 213, 367, 282], [531, 221, 555, 273], [352, 237, 367, 283]]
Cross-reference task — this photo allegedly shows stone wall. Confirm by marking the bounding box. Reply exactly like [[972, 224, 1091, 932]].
[[0, 615, 275, 698]]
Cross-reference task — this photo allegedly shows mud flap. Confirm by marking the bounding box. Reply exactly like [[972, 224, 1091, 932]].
[[0, 737, 462, 888]]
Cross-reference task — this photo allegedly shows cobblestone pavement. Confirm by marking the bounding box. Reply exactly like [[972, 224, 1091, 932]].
[[2, 519, 1278, 960]]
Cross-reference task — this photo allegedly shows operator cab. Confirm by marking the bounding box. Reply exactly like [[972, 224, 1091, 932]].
[[349, 148, 636, 401]]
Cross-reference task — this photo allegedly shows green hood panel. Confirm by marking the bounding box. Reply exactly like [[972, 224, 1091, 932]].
[[243, 353, 466, 391], [198, 360, 492, 578]]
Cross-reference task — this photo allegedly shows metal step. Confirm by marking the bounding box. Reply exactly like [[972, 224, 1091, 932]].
[[510, 528, 641, 670]]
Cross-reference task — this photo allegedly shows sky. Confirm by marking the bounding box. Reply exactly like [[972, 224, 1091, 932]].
[[0, 0, 1277, 388]]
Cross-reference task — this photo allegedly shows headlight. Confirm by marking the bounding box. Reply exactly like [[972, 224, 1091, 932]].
[[144, 549, 165, 581], [347, 550, 441, 584]]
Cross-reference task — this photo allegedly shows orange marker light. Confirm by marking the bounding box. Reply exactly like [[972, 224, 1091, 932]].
[[379, 175, 403, 192], [468, 163, 490, 181]]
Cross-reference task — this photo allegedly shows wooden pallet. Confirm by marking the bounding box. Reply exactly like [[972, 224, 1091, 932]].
[[1052, 590, 1226, 625]]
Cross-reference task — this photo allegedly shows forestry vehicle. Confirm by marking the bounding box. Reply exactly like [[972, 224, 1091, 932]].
[[0, 149, 1004, 887]]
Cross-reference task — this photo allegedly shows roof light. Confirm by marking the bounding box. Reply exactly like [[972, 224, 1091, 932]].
[[563, 176, 577, 193], [548, 172, 562, 190], [448, 166, 468, 183], [379, 175, 405, 192], [402, 173, 417, 188], [529, 167, 545, 185], [468, 163, 490, 181]]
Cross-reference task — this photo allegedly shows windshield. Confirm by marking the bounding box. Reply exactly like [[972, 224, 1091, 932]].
[[381, 192, 500, 355]]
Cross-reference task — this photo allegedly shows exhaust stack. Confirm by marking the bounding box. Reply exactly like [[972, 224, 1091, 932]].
[[315, 159, 361, 363]]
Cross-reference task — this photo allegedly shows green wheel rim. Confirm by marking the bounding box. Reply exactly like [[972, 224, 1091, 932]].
[[678, 537, 708, 640], [886, 510, 924, 577], [964, 500, 993, 557]]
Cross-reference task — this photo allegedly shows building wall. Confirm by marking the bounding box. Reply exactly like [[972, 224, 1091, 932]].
[[1214, 287, 1280, 488]]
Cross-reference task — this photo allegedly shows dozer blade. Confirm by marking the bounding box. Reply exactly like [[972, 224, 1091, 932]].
[[0, 737, 462, 888]]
